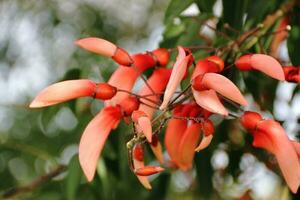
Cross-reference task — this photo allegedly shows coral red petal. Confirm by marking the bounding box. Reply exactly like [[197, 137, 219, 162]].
[[291, 141, 300, 157], [250, 54, 285, 81], [191, 60, 219, 80], [177, 123, 202, 170], [160, 46, 189, 110], [79, 106, 122, 182], [165, 118, 187, 165], [150, 141, 165, 165], [138, 68, 172, 118], [195, 134, 213, 152], [75, 37, 117, 57], [202, 73, 247, 106], [105, 66, 139, 106], [30, 80, 96, 108], [137, 117, 152, 143], [193, 89, 228, 116], [255, 120, 300, 193]]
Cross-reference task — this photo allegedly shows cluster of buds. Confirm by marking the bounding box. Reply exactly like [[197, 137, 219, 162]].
[[30, 37, 300, 192]]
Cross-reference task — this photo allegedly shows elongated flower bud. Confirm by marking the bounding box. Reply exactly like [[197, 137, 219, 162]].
[[134, 166, 165, 176]]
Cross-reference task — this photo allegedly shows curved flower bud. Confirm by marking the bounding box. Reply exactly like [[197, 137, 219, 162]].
[[134, 166, 165, 176], [193, 89, 228, 116], [75, 37, 132, 66], [79, 106, 122, 182], [192, 73, 247, 106], [132, 110, 152, 142], [235, 54, 285, 81], [177, 123, 202, 170], [30, 80, 117, 108], [160, 46, 191, 110]]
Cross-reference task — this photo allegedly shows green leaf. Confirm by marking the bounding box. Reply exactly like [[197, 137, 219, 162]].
[[195, 0, 216, 13], [164, 0, 194, 24], [221, 0, 248, 33], [61, 68, 81, 81], [288, 7, 300, 66], [163, 22, 186, 39], [65, 156, 82, 200]]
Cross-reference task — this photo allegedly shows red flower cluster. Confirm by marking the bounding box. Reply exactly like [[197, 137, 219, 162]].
[[30, 37, 300, 192]]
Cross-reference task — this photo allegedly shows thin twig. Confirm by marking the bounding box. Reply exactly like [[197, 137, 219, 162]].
[[1, 165, 67, 199]]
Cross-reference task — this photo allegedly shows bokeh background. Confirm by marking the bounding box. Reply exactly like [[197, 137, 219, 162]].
[[0, 0, 299, 199]]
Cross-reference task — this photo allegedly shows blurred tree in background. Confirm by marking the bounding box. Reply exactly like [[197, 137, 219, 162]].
[[0, 0, 299, 199]]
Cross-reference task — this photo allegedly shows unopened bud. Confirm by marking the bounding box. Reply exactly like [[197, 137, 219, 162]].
[[134, 166, 165, 176]]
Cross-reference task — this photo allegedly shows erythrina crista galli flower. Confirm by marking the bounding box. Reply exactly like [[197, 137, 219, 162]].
[[30, 36, 300, 193]]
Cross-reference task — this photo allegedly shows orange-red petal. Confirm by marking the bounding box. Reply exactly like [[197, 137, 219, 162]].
[[193, 89, 228, 116], [160, 46, 190, 110], [254, 120, 300, 193], [79, 106, 122, 182], [138, 68, 172, 118], [202, 73, 247, 106], [250, 54, 285, 81], [177, 123, 202, 170], [75, 37, 117, 57], [165, 118, 187, 166], [30, 79, 96, 108]]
